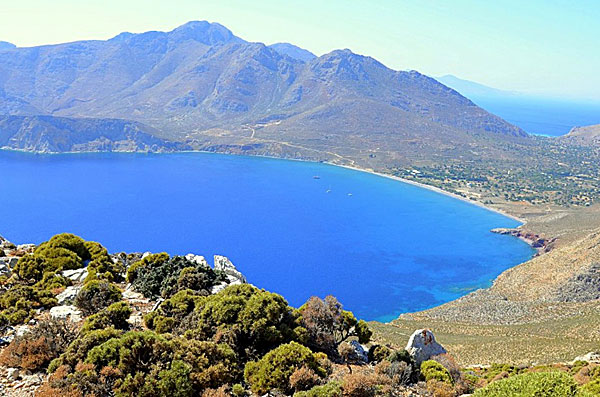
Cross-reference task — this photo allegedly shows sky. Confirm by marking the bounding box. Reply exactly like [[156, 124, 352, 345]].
[[1, 0, 599, 101]]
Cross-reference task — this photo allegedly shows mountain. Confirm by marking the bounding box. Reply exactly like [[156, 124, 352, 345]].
[[0, 41, 16, 50], [0, 115, 182, 152], [435, 75, 519, 100], [0, 21, 527, 162], [268, 42, 316, 62], [562, 123, 600, 144]]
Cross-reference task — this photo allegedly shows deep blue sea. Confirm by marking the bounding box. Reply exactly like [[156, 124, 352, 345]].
[[0, 151, 534, 321], [471, 96, 600, 136]]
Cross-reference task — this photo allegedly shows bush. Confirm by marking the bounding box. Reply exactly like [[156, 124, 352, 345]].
[[421, 360, 453, 384], [36, 233, 91, 262], [145, 289, 204, 333], [232, 383, 246, 396], [294, 382, 342, 397], [368, 345, 391, 363], [388, 349, 412, 365], [341, 372, 381, 397], [13, 255, 52, 281], [0, 285, 57, 325], [0, 319, 76, 371], [290, 366, 321, 392], [172, 339, 238, 392], [52, 327, 122, 370], [75, 280, 121, 316], [473, 371, 580, 396], [244, 342, 326, 395], [131, 254, 223, 299], [182, 284, 301, 359], [80, 301, 131, 334], [126, 252, 169, 284]]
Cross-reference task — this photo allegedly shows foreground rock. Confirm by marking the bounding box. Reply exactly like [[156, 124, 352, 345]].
[[405, 329, 447, 366]]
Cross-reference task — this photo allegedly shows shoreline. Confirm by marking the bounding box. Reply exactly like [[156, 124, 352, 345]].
[[331, 163, 527, 224]]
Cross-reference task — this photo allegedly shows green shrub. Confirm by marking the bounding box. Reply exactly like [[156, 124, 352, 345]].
[[244, 341, 326, 395], [156, 360, 194, 397], [126, 252, 169, 283], [80, 302, 132, 334], [36, 233, 91, 262], [53, 327, 123, 370], [368, 345, 391, 362], [172, 339, 238, 392], [294, 381, 343, 397], [75, 280, 122, 316], [232, 383, 246, 396], [473, 371, 580, 396], [35, 246, 83, 271], [145, 289, 204, 333], [582, 378, 600, 395], [388, 349, 412, 365], [0, 285, 57, 325], [85, 330, 173, 375], [184, 284, 301, 359], [421, 360, 453, 384], [131, 254, 223, 299], [13, 255, 52, 281]]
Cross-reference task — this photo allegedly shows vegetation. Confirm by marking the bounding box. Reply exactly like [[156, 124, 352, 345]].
[[3, 232, 600, 397], [472, 371, 582, 396]]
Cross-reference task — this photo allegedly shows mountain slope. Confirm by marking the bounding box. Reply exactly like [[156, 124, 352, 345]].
[[0, 115, 182, 152], [268, 42, 316, 62], [562, 123, 600, 145], [0, 21, 527, 162]]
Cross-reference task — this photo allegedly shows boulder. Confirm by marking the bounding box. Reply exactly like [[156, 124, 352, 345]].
[[350, 340, 369, 363], [214, 255, 246, 284], [56, 286, 82, 305], [185, 254, 209, 267], [62, 267, 88, 282], [50, 305, 83, 322], [7, 367, 20, 381], [405, 329, 447, 366], [574, 352, 600, 363]]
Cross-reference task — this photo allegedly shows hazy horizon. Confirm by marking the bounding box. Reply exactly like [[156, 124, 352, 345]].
[[1, 0, 599, 102]]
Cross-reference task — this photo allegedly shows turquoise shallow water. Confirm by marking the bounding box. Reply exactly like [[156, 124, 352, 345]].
[[0, 150, 534, 321]]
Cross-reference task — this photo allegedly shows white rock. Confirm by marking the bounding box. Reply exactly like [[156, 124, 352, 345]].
[[573, 352, 600, 363], [61, 267, 88, 282], [185, 254, 209, 267], [50, 305, 83, 322], [405, 329, 447, 366], [15, 325, 30, 337], [214, 255, 246, 284], [7, 368, 20, 381], [56, 286, 81, 305], [350, 340, 369, 363]]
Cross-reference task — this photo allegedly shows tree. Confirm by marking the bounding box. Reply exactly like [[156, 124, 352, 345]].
[[299, 296, 371, 356]]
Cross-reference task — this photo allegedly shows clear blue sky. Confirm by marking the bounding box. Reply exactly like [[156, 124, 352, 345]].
[[1, 0, 599, 101]]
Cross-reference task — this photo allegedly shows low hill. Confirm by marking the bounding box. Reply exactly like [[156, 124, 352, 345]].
[[563, 123, 600, 144]]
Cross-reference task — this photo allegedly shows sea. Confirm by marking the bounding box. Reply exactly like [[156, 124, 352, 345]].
[[471, 96, 600, 137], [0, 150, 535, 321]]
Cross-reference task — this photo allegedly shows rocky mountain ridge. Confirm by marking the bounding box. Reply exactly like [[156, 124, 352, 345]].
[[0, 21, 528, 162]]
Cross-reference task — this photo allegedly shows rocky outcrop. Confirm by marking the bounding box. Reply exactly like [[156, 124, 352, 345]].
[[491, 227, 555, 253], [211, 256, 246, 294], [56, 286, 82, 305], [0, 115, 186, 153], [552, 263, 600, 302], [61, 268, 89, 282], [49, 305, 83, 323], [405, 329, 447, 366]]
